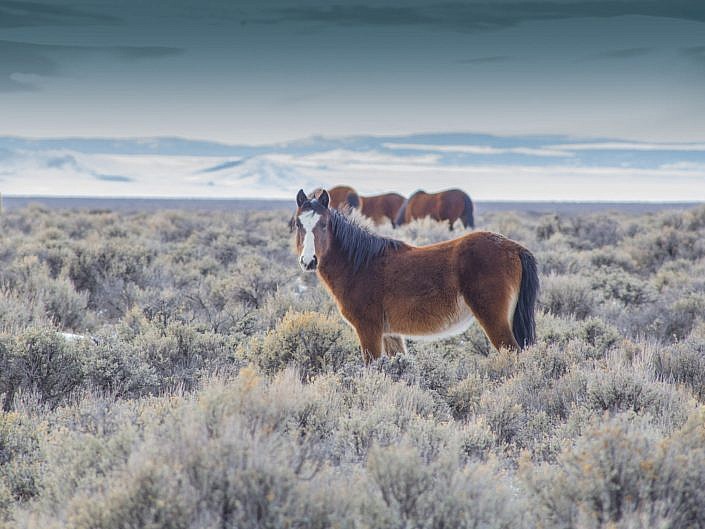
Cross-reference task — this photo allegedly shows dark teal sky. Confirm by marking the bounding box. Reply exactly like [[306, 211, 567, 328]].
[[1, 0, 704, 143]]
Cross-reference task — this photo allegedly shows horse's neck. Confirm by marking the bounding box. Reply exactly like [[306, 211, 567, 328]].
[[317, 248, 354, 295], [318, 233, 372, 298]]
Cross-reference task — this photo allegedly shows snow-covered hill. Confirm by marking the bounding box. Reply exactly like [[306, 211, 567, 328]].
[[1, 133, 704, 200]]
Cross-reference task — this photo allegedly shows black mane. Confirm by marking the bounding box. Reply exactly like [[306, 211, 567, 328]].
[[329, 209, 403, 273]]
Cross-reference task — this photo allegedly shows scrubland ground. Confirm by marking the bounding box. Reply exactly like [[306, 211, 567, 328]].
[[0, 203, 705, 528]]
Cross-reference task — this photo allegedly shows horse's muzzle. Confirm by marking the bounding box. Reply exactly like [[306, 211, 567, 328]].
[[300, 255, 317, 271]]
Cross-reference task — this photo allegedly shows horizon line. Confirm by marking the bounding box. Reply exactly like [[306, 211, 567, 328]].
[[2, 194, 702, 205], [4, 130, 704, 148]]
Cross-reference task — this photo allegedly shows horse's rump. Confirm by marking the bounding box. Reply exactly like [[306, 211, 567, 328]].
[[361, 192, 405, 225], [395, 189, 474, 229]]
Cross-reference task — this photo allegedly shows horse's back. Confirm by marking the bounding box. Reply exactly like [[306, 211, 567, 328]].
[[387, 231, 523, 284], [452, 231, 523, 274]]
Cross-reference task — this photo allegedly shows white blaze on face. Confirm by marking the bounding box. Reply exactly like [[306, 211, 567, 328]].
[[299, 211, 320, 269]]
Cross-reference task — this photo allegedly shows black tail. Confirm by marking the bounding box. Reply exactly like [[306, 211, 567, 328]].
[[394, 197, 410, 226], [462, 193, 474, 229], [512, 250, 539, 349]]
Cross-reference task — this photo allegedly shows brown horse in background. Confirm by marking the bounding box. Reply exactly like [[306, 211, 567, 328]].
[[358, 192, 405, 227], [326, 185, 360, 211], [293, 189, 538, 364], [292, 186, 405, 228], [395, 189, 474, 230], [326, 186, 404, 226]]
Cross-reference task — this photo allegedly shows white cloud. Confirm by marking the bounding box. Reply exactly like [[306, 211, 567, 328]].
[[382, 143, 572, 157], [275, 149, 441, 167], [548, 142, 705, 152], [659, 162, 705, 171]]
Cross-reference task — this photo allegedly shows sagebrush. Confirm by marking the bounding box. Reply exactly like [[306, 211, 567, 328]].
[[0, 203, 703, 528]]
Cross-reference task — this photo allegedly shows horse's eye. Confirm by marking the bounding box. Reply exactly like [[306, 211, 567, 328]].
[[296, 220, 303, 229]]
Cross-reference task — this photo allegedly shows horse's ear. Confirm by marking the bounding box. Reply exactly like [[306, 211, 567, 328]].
[[319, 189, 330, 209], [296, 189, 307, 207]]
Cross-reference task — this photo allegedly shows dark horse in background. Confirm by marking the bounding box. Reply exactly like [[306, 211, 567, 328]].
[[292, 189, 538, 363], [395, 189, 474, 230]]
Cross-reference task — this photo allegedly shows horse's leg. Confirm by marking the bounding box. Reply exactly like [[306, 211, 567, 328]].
[[383, 335, 406, 356], [355, 326, 383, 365], [462, 292, 520, 351]]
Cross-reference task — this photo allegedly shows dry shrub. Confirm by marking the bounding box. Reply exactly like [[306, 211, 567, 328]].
[[79, 335, 159, 398], [584, 364, 688, 428], [447, 373, 485, 419], [541, 273, 597, 319], [524, 412, 705, 529], [590, 266, 655, 305], [536, 214, 562, 241], [0, 412, 41, 519], [566, 215, 622, 249], [132, 321, 238, 389], [366, 444, 520, 529], [246, 310, 359, 379], [0, 328, 85, 410], [652, 336, 705, 402], [66, 415, 337, 529], [1, 203, 705, 528]]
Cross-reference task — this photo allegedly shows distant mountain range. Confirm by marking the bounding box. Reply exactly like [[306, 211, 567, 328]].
[[1, 133, 704, 201]]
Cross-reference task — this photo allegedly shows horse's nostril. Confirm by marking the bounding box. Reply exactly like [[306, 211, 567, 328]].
[[300, 255, 318, 270], [306, 256, 318, 270]]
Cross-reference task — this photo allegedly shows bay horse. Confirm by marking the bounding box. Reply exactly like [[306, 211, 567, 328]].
[[395, 189, 474, 230], [358, 192, 405, 227], [292, 189, 538, 364], [327, 185, 360, 211], [317, 186, 403, 226]]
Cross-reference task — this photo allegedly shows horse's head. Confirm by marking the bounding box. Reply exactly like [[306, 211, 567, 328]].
[[288, 188, 325, 233], [293, 188, 332, 272]]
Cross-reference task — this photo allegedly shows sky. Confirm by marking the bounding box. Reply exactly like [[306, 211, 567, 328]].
[[1, 0, 704, 199]]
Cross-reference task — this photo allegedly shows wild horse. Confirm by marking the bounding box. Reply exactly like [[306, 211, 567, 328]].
[[292, 189, 538, 364], [395, 189, 474, 230]]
